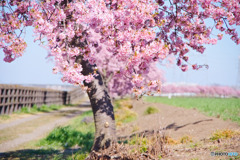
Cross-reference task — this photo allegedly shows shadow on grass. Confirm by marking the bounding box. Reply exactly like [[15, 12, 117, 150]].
[[0, 148, 79, 160]]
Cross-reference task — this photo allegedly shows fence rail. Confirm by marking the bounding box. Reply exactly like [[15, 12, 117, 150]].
[[0, 84, 85, 115]]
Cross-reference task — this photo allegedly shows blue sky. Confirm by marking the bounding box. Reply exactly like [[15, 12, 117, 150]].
[[0, 28, 240, 87], [162, 35, 240, 86]]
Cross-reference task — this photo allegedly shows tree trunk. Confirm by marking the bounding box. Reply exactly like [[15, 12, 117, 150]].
[[58, 0, 116, 152], [80, 59, 117, 152]]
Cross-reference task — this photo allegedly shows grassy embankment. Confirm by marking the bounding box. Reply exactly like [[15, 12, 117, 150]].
[[0, 110, 94, 160], [19, 104, 64, 113], [1, 99, 138, 160], [0, 104, 64, 122], [144, 96, 240, 125]]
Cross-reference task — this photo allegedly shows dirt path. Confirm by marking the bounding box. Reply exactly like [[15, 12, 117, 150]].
[[116, 100, 240, 160], [0, 111, 59, 131], [117, 99, 240, 141], [0, 100, 91, 153]]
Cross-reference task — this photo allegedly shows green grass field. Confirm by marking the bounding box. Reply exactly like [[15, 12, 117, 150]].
[[0, 104, 65, 121], [35, 110, 95, 159], [144, 96, 240, 125], [18, 104, 64, 114]]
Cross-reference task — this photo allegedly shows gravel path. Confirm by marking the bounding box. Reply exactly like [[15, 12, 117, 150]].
[[0, 100, 91, 153]]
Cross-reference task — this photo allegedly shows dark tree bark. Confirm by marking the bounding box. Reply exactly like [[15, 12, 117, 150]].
[[80, 58, 117, 152]]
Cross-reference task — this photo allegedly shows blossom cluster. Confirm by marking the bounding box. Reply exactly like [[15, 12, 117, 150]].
[[0, 0, 239, 97]]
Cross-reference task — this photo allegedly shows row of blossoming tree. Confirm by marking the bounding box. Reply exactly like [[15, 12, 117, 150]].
[[1, 0, 239, 151], [161, 84, 240, 98]]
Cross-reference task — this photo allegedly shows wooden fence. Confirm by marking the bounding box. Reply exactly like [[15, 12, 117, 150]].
[[67, 87, 85, 104], [0, 84, 85, 115]]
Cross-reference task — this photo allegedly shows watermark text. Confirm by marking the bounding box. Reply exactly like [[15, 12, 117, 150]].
[[211, 152, 238, 156]]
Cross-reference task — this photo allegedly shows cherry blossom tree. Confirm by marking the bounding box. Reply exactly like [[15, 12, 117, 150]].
[[1, 0, 239, 151]]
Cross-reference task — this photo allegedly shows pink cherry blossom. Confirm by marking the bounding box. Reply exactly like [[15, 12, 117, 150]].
[[0, 0, 239, 97]]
